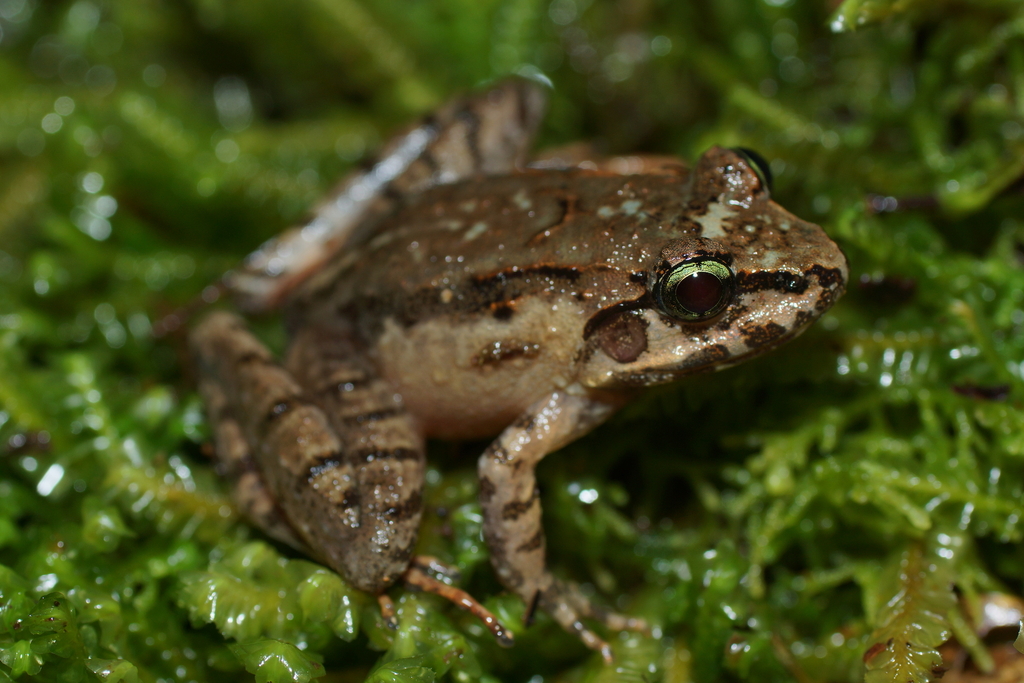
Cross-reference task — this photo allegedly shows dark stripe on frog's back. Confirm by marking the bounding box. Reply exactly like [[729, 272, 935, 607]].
[[294, 170, 691, 330], [331, 263, 615, 337]]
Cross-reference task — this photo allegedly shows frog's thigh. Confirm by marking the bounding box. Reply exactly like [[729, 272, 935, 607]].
[[284, 323, 426, 591], [195, 366, 307, 550], [191, 312, 411, 593], [478, 390, 626, 652], [227, 78, 546, 312]]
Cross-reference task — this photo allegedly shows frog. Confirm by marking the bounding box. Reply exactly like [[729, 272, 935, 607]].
[[188, 77, 848, 661]]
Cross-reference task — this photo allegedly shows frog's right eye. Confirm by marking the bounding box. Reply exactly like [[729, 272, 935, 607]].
[[732, 147, 773, 194], [655, 258, 734, 322]]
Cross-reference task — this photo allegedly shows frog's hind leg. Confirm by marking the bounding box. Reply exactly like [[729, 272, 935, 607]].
[[478, 390, 646, 662], [282, 322, 428, 592], [227, 77, 548, 313], [190, 311, 417, 593], [285, 324, 517, 644], [194, 362, 307, 550]]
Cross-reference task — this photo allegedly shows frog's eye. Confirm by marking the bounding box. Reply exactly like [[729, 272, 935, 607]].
[[732, 147, 773, 194], [656, 259, 734, 321]]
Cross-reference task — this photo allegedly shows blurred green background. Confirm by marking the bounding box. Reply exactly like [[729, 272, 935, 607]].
[[2, 0, 1024, 682]]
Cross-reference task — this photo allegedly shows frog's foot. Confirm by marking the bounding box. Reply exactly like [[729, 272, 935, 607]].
[[402, 559, 514, 647], [377, 593, 399, 630], [535, 577, 648, 664]]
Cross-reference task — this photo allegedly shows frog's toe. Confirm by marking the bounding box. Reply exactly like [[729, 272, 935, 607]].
[[402, 561, 513, 647], [536, 578, 646, 662], [585, 603, 649, 634], [409, 555, 462, 582], [377, 593, 399, 630], [549, 604, 614, 664]]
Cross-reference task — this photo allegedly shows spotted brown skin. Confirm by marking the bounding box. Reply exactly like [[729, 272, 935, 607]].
[[295, 147, 847, 409], [192, 78, 848, 662]]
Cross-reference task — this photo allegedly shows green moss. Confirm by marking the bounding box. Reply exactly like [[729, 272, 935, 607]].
[[228, 640, 324, 683], [2, 1, 1024, 681]]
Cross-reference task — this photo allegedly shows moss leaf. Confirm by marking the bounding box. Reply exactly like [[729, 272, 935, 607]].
[[85, 658, 140, 683], [0, 640, 43, 678], [0, 566, 31, 633], [296, 569, 360, 642], [863, 541, 955, 683], [23, 592, 84, 660], [178, 541, 357, 650], [365, 656, 436, 683], [228, 639, 325, 683], [81, 496, 134, 553], [178, 570, 285, 643]]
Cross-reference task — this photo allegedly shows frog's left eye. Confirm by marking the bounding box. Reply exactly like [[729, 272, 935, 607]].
[[732, 147, 773, 194], [656, 259, 734, 321]]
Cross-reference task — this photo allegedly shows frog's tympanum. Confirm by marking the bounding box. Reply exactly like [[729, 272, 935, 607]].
[[189, 79, 848, 660]]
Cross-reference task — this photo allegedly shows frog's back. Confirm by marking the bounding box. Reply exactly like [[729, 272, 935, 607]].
[[288, 169, 682, 437], [296, 168, 695, 325], [290, 149, 847, 440]]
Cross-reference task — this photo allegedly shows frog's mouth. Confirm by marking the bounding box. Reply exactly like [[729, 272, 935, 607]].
[[702, 265, 843, 357]]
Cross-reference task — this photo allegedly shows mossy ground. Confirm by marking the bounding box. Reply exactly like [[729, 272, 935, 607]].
[[2, 1, 1024, 682]]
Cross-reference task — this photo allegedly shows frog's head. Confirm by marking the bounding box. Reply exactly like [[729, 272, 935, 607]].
[[580, 146, 848, 388]]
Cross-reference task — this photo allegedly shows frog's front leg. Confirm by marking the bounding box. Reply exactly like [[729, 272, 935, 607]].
[[479, 390, 642, 661]]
